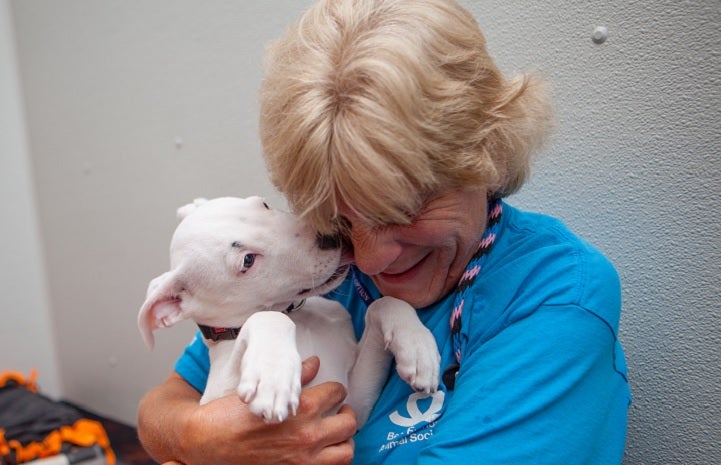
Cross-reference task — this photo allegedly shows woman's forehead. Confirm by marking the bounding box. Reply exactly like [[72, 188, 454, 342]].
[[335, 195, 411, 225], [334, 188, 446, 229]]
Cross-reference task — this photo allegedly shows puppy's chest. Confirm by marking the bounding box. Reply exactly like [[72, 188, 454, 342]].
[[290, 300, 358, 388]]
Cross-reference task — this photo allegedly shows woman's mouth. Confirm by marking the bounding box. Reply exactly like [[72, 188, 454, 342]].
[[378, 253, 430, 283]]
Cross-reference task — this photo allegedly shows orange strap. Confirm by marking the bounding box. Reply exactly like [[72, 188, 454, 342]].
[[0, 370, 38, 393], [0, 419, 116, 465], [0, 371, 116, 465], [0, 429, 9, 457]]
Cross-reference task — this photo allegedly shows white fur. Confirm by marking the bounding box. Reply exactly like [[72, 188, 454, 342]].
[[138, 196, 440, 426]]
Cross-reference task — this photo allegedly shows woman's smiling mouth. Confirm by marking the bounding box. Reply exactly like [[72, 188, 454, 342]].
[[377, 253, 430, 283]]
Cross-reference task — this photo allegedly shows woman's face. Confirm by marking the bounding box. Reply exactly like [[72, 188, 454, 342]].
[[339, 188, 488, 308]]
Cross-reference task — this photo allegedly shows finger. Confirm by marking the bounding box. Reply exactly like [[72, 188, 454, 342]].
[[319, 404, 358, 444], [299, 381, 348, 416], [337, 403, 357, 420], [297, 405, 357, 458], [301, 356, 321, 385], [315, 438, 354, 465]]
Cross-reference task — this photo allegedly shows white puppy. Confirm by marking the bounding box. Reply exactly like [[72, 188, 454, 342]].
[[138, 196, 440, 427]]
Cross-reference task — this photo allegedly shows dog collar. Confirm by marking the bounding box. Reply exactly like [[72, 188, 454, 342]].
[[197, 299, 306, 341], [197, 324, 241, 341], [286, 299, 306, 312]]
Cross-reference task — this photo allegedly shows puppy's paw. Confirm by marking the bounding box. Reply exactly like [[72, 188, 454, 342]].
[[387, 326, 441, 394], [237, 354, 302, 423], [365, 296, 441, 394]]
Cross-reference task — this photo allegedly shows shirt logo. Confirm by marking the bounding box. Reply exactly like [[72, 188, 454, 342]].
[[389, 391, 445, 427]]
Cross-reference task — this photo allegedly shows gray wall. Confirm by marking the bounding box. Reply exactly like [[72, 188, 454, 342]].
[[1, 0, 60, 398], [3, 1, 719, 464]]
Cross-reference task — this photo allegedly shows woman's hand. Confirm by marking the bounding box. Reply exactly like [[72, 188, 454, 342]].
[[138, 357, 357, 465]]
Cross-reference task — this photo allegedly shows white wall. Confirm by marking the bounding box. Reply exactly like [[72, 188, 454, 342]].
[[7, 0, 306, 424], [5, 1, 721, 464], [0, 0, 61, 398]]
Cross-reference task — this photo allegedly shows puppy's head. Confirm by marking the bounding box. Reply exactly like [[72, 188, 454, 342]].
[[138, 196, 348, 349]]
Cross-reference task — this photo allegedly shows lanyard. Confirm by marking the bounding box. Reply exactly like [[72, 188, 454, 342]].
[[351, 265, 376, 306]]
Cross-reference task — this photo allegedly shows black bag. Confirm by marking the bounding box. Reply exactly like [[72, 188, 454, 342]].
[[0, 371, 116, 465]]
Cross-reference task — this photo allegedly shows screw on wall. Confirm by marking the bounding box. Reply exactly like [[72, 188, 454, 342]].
[[592, 26, 609, 44]]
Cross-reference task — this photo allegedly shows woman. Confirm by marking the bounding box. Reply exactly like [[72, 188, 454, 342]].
[[138, 0, 630, 463]]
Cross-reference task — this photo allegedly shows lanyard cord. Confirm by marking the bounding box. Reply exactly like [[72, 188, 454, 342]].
[[444, 199, 502, 389]]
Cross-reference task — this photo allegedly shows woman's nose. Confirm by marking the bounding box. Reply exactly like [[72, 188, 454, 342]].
[[350, 226, 402, 276]]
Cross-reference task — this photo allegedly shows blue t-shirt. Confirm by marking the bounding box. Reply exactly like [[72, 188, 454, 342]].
[[175, 201, 631, 464]]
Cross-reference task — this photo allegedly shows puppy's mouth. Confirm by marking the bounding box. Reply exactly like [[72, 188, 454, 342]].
[[297, 264, 350, 296]]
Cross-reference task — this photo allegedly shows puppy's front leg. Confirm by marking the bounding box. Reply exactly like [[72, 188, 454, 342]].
[[201, 340, 242, 404], [347, 311, 394, 428], [235, 311, 302, 423], [348, 296, 441, 427]]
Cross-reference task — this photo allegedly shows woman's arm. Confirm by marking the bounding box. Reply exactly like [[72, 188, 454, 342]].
[[137, 357, 358, 465]]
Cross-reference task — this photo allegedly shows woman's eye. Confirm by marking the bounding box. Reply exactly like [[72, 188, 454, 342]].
[[242, 253, 256, 271]]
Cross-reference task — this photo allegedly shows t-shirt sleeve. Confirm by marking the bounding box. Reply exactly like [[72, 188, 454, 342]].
[[174, 331, 211, 394], [418, 305, 630, 465]]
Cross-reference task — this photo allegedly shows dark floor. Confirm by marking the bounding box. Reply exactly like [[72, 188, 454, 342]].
[[61, 401, 159, 465]]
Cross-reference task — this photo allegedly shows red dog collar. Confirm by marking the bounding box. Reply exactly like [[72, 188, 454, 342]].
[[197, 324, 241, 341], [197, 300, 306, 341]]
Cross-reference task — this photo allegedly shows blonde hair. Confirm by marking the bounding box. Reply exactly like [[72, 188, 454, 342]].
[[260, 0, 552, 234]]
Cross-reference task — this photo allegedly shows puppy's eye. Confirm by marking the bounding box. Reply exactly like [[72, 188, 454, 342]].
[[241, 253, 256, 272], [262, 202, 270, 210]]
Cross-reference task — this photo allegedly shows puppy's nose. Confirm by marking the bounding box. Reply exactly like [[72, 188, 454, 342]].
[[316, 233, 341, 250]]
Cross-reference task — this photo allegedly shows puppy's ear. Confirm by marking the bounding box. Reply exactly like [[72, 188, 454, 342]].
[[176, 198, 208, 221], [137, 271, 187, 349]]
